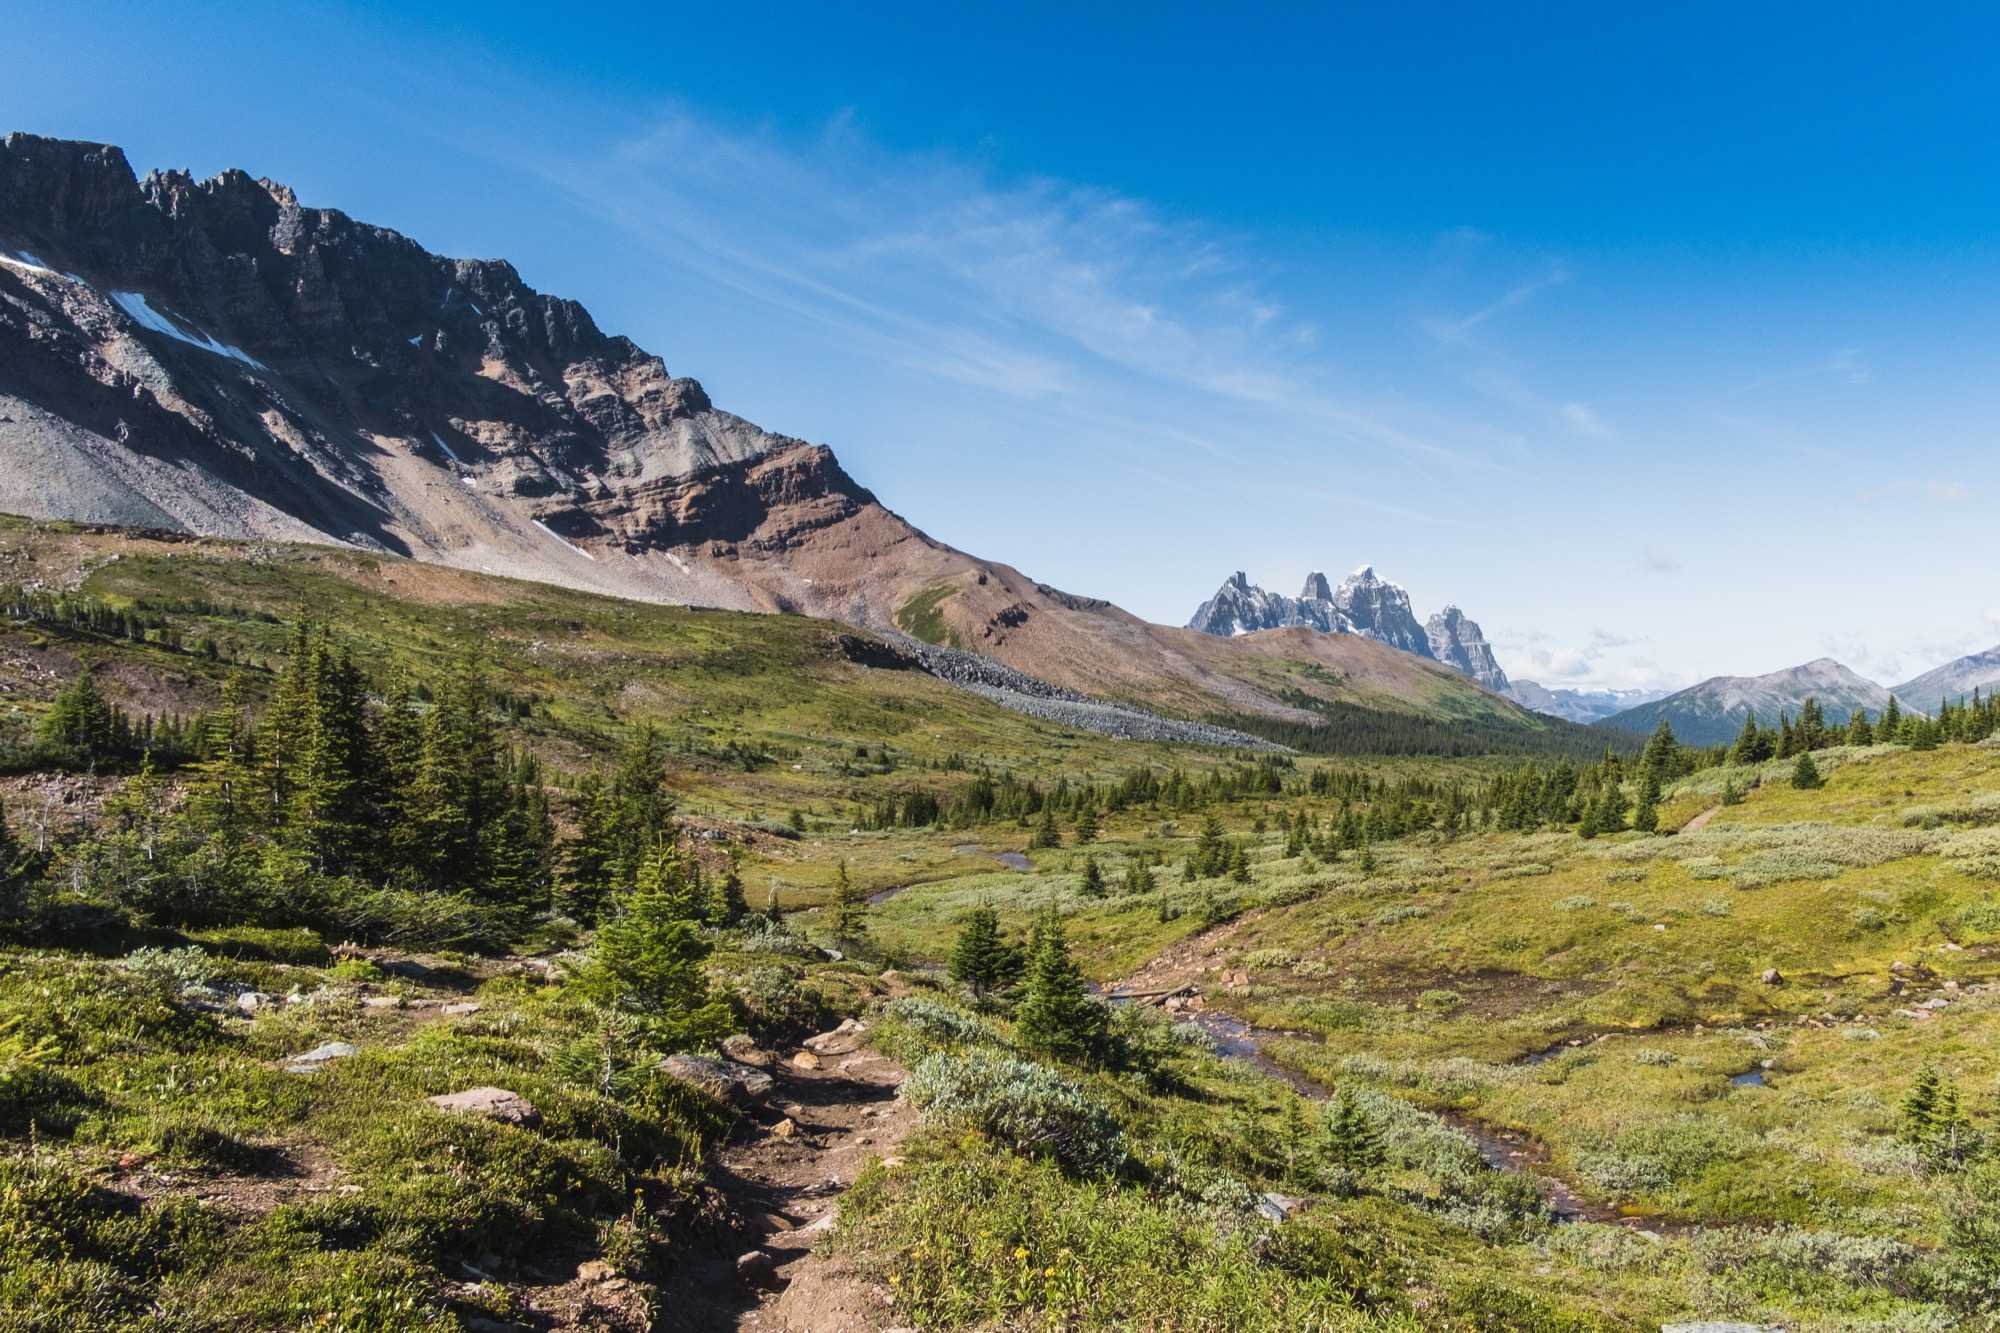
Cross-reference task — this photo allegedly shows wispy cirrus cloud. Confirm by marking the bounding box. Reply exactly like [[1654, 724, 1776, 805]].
[[1732, 347, 1871, 397], [516, 107, 1507, 490], [1421, 260, 1569, 344]]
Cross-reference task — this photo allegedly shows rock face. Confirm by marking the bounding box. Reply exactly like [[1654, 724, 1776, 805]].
[[1186, 571, 1351, 637], [1605, 658, 1894, 745], [1894, 643, 2000, 717], [662, 1053, 775, 1107], [1187, 566, 1519, 695], [1424, 606, 1509, 693], [1330, 566, 1431, 657], [283, 1041, 357, 1074]]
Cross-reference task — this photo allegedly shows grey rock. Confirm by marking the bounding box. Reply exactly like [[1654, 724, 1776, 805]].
[[1254, 1191, 1307, 1223], [284, 1041, 357, 1074], [662, 1054, 774, 1107], [428, 1086, 540, 1126], [735, 1250, 776, 1283], [441, 1002, 482, 1016]]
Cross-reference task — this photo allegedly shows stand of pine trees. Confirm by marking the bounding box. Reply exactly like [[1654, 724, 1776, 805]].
[[13, 620, 729, 949]]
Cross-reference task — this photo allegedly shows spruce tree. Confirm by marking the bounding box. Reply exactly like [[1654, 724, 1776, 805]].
[[947, 905, 1021, 1002], [1321, 1087, 1383, 1171], [1030, 804, 1062, 850], [1078, 855, 1105, 898], [1073, 805, 1100, 844], [1791, 752, 1824, 790], [707, 849, 748, 925], [575, 840, 728, 1049], [1015, 905, 1107, 1064], [827, 858, 869, 947], [1632, 771, 1661, 833], [1901, 1065, 1976, 1168]]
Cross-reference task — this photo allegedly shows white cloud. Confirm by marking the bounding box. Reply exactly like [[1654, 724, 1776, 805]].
[[1734, 347, 1872, 397], [521, 109, 1507, 482]]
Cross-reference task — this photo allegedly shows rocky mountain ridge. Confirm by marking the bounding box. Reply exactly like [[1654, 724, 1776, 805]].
[[0, 132, 1557, 740], [1893, 644, 2000, 717], [1603, 657, 1897, 745], [1187, 566, 1507, 692]]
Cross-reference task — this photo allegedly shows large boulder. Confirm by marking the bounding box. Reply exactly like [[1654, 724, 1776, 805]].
[[662, 1054, 774, 1107]]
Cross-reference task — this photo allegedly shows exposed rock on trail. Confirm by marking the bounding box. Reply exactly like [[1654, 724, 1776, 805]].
[[680, 1031, 914, 1332]]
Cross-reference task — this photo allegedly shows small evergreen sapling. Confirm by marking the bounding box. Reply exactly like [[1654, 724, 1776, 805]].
[[1015, 905, 1108, 1064], [947, 905, 1023, 1002], [828, 859, 870, 947]]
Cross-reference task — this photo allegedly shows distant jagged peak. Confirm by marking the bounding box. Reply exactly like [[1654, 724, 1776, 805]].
[[1300, 570, 1333, 601]]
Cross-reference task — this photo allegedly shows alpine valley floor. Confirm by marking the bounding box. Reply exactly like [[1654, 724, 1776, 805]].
[[0, 518, 1995, 1331]]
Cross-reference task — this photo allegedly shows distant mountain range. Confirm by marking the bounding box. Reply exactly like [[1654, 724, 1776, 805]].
[[1505, 681, 1673, 725], [1602, 659, 1894, 745], [1894, 645, 2000, 717], [1187, 568, 1510, 693]]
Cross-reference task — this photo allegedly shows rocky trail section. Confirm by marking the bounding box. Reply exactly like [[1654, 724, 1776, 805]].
[[678, 1021, 915, 1332]]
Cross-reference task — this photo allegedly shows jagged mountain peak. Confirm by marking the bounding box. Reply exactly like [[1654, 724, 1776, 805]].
[[1187, 566, 1520, 692]]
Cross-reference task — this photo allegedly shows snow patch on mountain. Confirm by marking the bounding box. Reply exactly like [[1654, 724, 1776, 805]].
[[110, 290, 265, 369]]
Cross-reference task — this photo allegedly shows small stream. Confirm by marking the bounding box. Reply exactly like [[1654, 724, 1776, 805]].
[[1135, 998, 1677, 1231], [868, 847, 1033, 905]]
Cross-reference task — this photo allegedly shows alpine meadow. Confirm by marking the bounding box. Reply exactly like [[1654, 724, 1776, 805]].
[[2, 6, 1999, 1331]]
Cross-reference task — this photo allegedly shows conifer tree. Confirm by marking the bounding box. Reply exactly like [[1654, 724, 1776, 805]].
[[1030, 804, 1062, 850], [1791, 751, 1824, 790], [707, 849, 748, 925], [1632, 771, 1661, 833], [1078, 855, 1105, 898], [1122, 860, 1155, 896], [1880, 694, 1903, 739], [1073, 805, 1099, 844], [1321, 1087, 1383, 1171], [38, 670, 121, 764], [947, 905, 1021, 1002], [574, 839, 728, 1049], [1846, 710, 1875, 746], [1015, 905, 1107, 1064], [827, 858, 869, 947], [1901, 1065, 1976, 1169], [1230, 841, 1252, 884]]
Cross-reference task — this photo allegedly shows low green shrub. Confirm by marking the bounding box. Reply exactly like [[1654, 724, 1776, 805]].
[[904, 1050, 1125, 1175]]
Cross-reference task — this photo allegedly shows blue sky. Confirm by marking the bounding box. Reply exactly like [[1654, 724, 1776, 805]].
[[7, 1, 1999, 691]]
